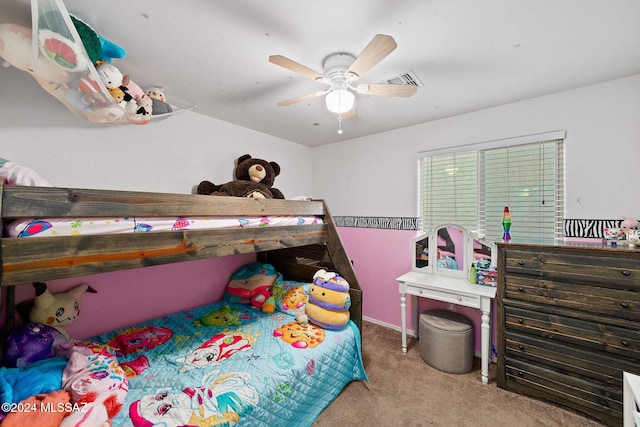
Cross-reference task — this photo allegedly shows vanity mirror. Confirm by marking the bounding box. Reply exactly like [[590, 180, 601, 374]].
[[401, 224, 499, 384], [411, 223, 496, 279]]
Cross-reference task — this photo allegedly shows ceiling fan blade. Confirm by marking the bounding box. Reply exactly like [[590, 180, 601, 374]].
[[340, 107, 356, 120], [356, 83, 417, 97], [269, 55, 327, 83], [345, 34, 397, 81], [277, 90, 327, 106]]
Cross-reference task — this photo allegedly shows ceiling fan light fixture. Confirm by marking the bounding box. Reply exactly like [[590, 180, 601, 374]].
[[325, 88, 355, 114]]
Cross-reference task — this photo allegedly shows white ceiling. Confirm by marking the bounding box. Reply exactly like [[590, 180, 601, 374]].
[[2, 0, 640, 147]]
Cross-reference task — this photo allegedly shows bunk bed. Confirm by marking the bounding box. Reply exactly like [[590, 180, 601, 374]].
[[0, 185, 365, 426]]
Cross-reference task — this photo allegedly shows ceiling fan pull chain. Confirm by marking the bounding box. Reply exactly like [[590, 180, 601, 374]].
[[337, 115, 344, 134]]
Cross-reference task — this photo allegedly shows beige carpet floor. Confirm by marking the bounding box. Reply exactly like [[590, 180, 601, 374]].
[[312, 321, 606, 427]]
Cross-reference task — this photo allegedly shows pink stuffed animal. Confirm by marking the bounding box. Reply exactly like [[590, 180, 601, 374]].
[[58, 344, 128, 427], [621, 217, 639, 232]]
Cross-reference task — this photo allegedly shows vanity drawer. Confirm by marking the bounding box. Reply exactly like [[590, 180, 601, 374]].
[[502, 247, 640, 289], [504, 305, 640, 359], [503, 274, 640, 322], [405, 284, 480, 308]]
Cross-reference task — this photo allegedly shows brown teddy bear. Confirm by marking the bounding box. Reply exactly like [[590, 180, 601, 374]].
[[197, 154, 285, 199]]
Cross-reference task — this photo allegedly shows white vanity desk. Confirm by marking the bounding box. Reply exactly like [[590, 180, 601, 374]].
[[396, 271, 496, 384], [398, 223, 497, 384]]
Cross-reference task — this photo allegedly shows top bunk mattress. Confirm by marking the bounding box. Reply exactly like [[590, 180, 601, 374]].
[[5, 215, 323, 238]]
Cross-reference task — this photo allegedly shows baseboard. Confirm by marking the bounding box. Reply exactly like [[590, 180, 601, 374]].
[[363, 315, 492, 360], [363, 316, 417, 337]]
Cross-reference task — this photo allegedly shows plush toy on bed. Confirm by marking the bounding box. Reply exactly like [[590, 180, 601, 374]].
[[197, 154, 285, 199], [4, 323, 66, 368], [56, 342, 129, 427], [305, 270, 351, 330], [28, 282, 95, 338], [224, 262, 279, 314]]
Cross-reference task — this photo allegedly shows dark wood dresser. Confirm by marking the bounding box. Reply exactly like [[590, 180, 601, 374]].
[[496, 242, 640, 426]]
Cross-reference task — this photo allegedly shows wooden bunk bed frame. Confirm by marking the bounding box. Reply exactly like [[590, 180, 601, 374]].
[[0, 185, 362, 336]]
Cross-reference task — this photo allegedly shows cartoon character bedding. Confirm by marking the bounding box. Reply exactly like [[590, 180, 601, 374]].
[[1, 288, 366, 426], [96, 298, 366, 426]]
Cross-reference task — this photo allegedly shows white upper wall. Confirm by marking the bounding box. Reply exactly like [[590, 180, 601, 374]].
[[2, 69, 639, 220], [0, 71, 313, 198], [312, 74, 640, 220]]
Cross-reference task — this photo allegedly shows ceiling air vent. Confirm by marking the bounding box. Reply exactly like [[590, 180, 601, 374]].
[[382, 69, 424, 87]]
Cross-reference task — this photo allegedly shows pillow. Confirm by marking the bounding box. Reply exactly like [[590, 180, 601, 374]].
[[0, 158, 54, 187], [437, 256, 458, 270], [223, 262, 280, 307], [272, 280, 310, 315]]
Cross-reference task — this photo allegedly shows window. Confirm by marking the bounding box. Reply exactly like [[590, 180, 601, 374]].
[[418, 131, 565, 242]]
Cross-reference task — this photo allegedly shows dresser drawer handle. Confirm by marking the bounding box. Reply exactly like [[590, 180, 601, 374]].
[[621, 270, 631, 277], [517, 371, 524, 377], [518, 344, 524, 351], [622, 340, 630, 347], [518, 260, 524, 266], [621, 302, 629, 309], [517, 318, 524, 324]]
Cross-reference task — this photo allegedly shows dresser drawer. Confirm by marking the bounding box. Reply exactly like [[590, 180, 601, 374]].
[[502, 247, 640, 289], [504, 305, 640, 359], [504, 331, 640, 388], [503, 274, 640, 322], [503, 357, 621, 426], [404, 284, 480, 308]]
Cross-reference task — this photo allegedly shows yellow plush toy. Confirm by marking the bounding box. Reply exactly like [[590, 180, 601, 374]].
[[306, 270, 351, 330], [29, 282, 94, 338]]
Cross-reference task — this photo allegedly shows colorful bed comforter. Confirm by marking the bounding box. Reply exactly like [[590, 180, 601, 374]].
[[88, 300, 366, 427], [4, 215, 322, 238]]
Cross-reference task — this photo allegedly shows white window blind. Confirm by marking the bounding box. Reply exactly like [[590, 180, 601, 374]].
[[418, 132, 565, 242]]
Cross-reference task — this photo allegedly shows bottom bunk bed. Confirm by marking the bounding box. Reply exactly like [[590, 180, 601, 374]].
[[1, 298, 366, 426]]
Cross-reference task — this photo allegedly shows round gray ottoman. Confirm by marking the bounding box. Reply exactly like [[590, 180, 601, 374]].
[[419, 309, 474, 374]]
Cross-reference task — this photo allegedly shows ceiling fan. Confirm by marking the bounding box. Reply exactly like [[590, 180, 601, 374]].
[[269, 34, 417, 132]]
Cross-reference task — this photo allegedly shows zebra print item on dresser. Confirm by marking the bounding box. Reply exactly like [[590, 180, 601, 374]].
[[334, 216, 419, 230], [563, 219, 624, 238]]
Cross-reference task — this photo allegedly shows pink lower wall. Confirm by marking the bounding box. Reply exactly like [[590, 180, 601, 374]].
[[3, 226, 497, 352], [3, 253, 255, 340], [337, 226, 497, 356]]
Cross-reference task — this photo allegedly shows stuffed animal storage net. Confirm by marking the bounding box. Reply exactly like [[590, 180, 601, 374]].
[[0, 0, 191, 124]]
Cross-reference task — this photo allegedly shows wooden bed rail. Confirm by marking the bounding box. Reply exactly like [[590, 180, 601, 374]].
[[1, 225, 328, 286], [0, 186, 329, 286], [0, 185, 325, 218], [0, 185, 362, 330]]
